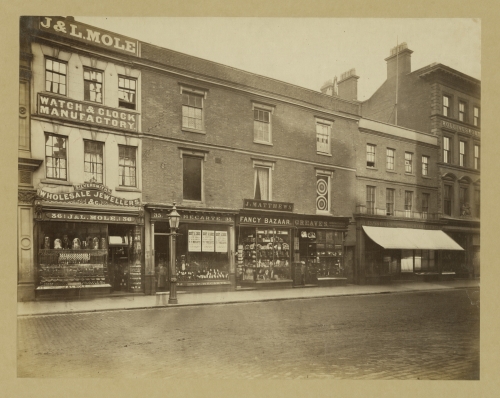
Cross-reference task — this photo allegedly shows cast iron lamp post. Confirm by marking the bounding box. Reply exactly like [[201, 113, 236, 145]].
[[168, 202, 180, 304]]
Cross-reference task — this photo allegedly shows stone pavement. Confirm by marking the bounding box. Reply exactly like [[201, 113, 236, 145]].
[[18, 279, 479, 316]]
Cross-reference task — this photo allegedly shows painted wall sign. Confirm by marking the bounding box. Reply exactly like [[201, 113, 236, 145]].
[[38, 93, 138, 132], [442, 121, 480, 138], [73, 181, 111, 194], [38, 17, 139, 57], [293, 219, 346, 229], [238, 215, 292, 226], [363, 219, 441, 230], [150, 211, 233, 223], [37, 188, 141, 207], [243, 199, 294, 212], [43, 212, 137, 224]]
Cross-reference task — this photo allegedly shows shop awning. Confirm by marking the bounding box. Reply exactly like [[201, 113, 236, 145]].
[[362, 226, 464, 250]]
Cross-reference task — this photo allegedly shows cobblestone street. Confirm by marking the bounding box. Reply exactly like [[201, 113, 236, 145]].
[[17, 288, 479, 379]]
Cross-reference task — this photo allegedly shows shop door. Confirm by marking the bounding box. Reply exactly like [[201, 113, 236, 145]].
[[109, 246, 130, 292], [154, 235, 170, 291]]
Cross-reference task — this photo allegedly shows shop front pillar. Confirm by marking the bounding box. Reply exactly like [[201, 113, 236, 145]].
[[130, 224, 143, 293], [228, 225, 236, 289], [18, 201, 36, 301], [355, 222, 366, 285], [144, 218, 156, 295]]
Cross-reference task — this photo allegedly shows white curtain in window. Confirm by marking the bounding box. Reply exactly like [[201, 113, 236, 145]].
[[401, 249, 413, 272], [255, 168, 269, 200]]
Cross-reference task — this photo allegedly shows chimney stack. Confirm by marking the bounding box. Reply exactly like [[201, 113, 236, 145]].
[[337, 69, 359, 101], [320, 76, 338, 96], [385, 42, 413, 80]]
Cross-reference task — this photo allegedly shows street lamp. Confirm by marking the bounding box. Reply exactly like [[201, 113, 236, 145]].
[[168, 202, 180, 304]]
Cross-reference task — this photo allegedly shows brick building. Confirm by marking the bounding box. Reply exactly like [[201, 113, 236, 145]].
[[138, 39, 360, 293], [18, 18, 476, 303], [362, 43, 480, 278], [18, 17, 144, 301]]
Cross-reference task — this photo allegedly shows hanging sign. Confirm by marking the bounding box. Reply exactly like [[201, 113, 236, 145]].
[[188, 230, 201, 252], [38, 17, 139, 57], [202, 230, 215, 252], [38, 93, 138, 132], [215, 231, 228, 252]]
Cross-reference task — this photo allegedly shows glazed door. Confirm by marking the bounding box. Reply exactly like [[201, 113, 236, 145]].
[[109, 246, 130, 292], [154, 235, 170, 291]]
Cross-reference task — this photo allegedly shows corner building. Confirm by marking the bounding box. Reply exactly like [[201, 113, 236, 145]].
[[138, 41, 360, 293], [361, 44, 480, 279], [18, 17, 144, 301]]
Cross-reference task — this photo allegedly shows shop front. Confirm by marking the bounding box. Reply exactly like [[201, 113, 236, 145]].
[[236, 199, 350, 289], [353, 216, 464, 284], [34, 191, 144, 299], [293, 215, 350, 287], [146, 206, 237, 293], [442, 219, 480, 279], [237, 210, 294, 289]]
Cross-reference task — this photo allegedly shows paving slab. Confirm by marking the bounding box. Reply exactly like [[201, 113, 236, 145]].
[[17, 279, 479, 316]]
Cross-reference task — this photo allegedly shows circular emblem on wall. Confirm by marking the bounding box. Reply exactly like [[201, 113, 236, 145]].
[[19, 107, 26, 115], [316, 196, 328, 211], [21, 238, 31, 249], [316, 178, 328, 195]]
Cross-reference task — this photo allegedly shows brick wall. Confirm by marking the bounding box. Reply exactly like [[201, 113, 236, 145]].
[[141, 69, 358, 216], [354, 127, 439, 215]]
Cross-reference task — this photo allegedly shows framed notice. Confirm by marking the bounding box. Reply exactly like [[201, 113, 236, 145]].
[[215, 231, 228, 252], [188, 230, 201, 252], [202, 230, 215, 252]]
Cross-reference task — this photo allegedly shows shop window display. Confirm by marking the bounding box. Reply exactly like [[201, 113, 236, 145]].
[[38, 222, 109, 289], [238, 227, 291, 282], [299, 230, 344, 282], [175, 224, 230, 282]]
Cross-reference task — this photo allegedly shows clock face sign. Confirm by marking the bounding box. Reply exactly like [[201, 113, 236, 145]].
[[316, 176, 329, 211]]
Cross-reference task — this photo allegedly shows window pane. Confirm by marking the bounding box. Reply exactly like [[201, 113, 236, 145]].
[[183, 156, 202, 201]]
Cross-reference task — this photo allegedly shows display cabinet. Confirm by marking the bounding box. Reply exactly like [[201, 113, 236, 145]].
[[37, 249, 109, 289], [299, 230, 344, 282], [238, 227, 292, 282]]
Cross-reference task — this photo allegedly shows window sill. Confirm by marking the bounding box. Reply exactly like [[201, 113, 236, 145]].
[[115, 186, 141, 192], [366, 167, 378, 171], [386, 170, 397, 173], [317, 152, 332, 157], [253, 140, 273, 146], [40, 179, 73, 186], [404, 173, 415, 177], [182, 127, 206, 135], [316, 211, 331, 216], [422, 176, 432, 179]]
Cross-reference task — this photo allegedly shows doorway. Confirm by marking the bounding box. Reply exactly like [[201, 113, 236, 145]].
[[154, 234, 170, 291]]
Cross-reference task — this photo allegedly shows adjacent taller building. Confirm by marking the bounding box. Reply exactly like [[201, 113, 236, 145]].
[[362, 43, 480, 278]]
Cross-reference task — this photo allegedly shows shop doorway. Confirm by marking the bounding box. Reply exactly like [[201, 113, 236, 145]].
[[154, 234, 170, 291], [109, 246, 130, 292], [108, 224, 134, 294]]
